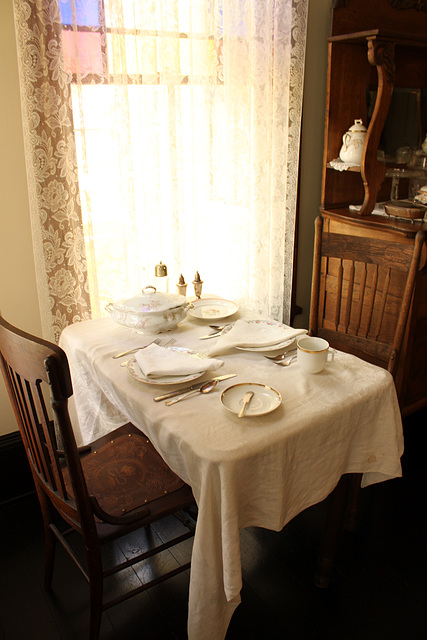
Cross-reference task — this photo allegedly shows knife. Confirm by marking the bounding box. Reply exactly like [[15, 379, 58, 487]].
[[153, 374, 237, 402], [198, 331, 223, 340]]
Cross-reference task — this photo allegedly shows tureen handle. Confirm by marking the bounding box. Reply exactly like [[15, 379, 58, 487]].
[[142, 285, 157, 294]]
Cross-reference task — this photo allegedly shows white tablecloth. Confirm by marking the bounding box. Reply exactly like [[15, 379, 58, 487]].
[[59, 316, 403, 640]]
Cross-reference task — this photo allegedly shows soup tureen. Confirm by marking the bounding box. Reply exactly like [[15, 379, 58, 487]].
[[106, 286, 192, 334]]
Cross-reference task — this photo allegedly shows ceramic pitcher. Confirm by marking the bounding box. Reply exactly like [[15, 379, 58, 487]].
[[339, 119, 367, 165]]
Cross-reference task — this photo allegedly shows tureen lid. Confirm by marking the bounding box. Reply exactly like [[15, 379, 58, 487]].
[[111, 286, 186, 313]]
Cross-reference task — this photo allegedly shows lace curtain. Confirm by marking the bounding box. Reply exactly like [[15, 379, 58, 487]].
[[13, 0, 308, 342]]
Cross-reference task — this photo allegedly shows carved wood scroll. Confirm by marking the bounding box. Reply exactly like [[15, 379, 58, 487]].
[[359, 39, 395, 216]]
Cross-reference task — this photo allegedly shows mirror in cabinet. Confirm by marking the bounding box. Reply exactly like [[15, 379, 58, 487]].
[[366, 87, 426, 160], [366, 87, 427, 205]]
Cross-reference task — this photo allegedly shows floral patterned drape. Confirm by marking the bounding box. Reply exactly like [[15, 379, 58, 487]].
[[14, 0, 308, 340], [13, 0, 91, 343]]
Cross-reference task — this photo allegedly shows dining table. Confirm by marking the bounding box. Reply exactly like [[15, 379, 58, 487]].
[[59, 310, 404, 640]]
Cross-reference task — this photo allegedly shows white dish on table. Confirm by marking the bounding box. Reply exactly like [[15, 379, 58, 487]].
[[126, 347, 208, 385], [188, 298, 239, 320], [221, 382, 282, 417], [220, 319, 301, 352]]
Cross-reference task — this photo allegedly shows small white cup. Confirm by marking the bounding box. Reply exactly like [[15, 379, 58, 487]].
[[297, 336, 335, 374]]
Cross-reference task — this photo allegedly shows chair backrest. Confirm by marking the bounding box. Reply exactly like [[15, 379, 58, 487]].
[[309, 216, 426, 379], [0, 316, 95, 534]]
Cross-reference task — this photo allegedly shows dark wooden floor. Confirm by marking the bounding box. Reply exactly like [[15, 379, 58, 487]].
[[1, 407, 426, 640]]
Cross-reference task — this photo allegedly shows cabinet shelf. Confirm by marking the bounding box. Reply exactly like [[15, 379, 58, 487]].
[[328, 162, 427, 178], [327, 162, 361, 173], [321, 205, 426, 237], [328, 28, 427, 50]]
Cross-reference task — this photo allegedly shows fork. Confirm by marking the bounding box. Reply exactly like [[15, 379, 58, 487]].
[[113, 337, 162, 359], [208, 323, 233, 331], [119, 337, 176, 366], [161, 337, 177, 348], [199, 323, 234, 340]]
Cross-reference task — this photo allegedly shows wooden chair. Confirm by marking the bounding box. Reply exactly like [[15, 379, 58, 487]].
[[309, 216, 426, 538], [309, 216, 426, 384], [0, 315, 196, 640]]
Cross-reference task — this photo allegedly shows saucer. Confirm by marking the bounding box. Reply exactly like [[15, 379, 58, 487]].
[[221, 383, 282, 417], [188, 298, 239, 320]]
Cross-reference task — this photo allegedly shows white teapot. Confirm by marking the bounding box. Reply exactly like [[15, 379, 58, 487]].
[[339, 119, 367, 165]]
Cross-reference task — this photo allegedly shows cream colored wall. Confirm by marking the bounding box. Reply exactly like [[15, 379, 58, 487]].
[[0, 1, 42, 435], [0, 0, 331, 436], [294, 0, 331, 329]]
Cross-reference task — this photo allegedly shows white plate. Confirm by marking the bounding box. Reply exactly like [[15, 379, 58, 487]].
[[188, 298, 239, 320], [221, 382, 282, 417], [126, 347, 208, 385], [220, 319, 302, 352], [237, 337, 296, 352]]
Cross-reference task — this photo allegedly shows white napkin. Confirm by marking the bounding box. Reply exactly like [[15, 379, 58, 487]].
[[135, 343, 223, 378], [204, 319, 307, 356]]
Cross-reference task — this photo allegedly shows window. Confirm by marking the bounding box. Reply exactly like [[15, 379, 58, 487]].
[[14, 0, 307, 339]]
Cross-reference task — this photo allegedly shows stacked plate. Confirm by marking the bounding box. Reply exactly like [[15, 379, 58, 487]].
[[221, 319, 303, 352]]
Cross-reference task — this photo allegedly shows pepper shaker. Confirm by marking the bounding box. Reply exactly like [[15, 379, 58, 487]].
[[176, 274, 187, 296], [193, 271, 203, 299]]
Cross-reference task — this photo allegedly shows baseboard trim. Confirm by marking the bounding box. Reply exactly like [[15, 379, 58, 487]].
[[1, 430, 23, 450], [0, 430, 35, 504]]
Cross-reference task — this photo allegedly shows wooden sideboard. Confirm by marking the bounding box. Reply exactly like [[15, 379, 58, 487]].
[[314, 0, 427, 416]]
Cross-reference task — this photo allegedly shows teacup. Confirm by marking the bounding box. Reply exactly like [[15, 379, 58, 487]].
[[297, 336, 335, 374]]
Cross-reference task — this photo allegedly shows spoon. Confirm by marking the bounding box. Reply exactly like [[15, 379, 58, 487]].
[[264, 350, 297, 362], [165, 380, 218, 406], [238, 391, 254, 417], [272, 355, 297, 367]]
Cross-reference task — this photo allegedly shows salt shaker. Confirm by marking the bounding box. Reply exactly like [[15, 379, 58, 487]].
[[192, 271, 203, 299], [176, 274, 187, 296], [154, 261, 169, 293]]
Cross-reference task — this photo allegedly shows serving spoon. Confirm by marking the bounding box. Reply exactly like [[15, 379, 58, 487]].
[[165, 380, 218, 406]]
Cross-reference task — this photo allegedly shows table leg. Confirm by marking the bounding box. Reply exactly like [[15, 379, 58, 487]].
[[314, 474, 352, 588], [344, 472, 363, 532]]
